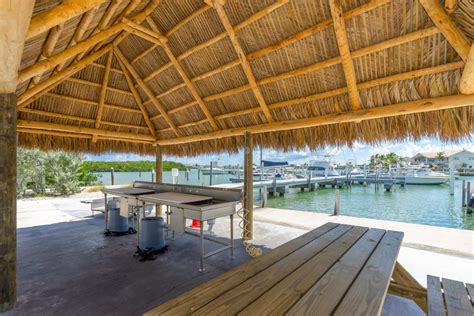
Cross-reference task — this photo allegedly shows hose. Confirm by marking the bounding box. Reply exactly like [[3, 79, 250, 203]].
[[236, 206, 263, 258]]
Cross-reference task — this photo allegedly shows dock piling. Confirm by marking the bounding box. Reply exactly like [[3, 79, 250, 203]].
[[334, 189, 340, 215], [462, 180, 466, 207]]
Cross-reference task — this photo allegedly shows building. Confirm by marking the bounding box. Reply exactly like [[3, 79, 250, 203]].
[[412, 149, 474, 171]]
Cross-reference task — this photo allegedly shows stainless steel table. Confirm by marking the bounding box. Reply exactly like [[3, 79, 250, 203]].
[[137, 192, 236, 272]]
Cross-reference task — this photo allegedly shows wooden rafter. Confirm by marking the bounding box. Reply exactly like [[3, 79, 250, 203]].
[[55, 7, 98, 73], [29, 23, 65, 87], [445, 0, 457, 15], [209, 0, 275, 123], [155, 94, 474, 146], [115, 50, 158, 138], [418, 0, 471, 61], [26, 0, 108, 40], [18, 45, 113, 108], [141, 16, 220, 131], [329, 0, 362, 110], [92, 50, 113, 142], [114, 47, 181, 136], [460, 45, 474, 94], [206, 61, 465, 121], [66, 77, 133, 97], [17, 120, 155, 143]]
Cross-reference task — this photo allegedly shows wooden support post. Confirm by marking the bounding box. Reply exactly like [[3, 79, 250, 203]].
[[0, 0, 35, 310], [243, 131, 254, 240], [155, 145, 163, 216]]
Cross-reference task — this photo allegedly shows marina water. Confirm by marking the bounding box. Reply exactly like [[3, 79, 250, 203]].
[[94, 170, 474, 230]]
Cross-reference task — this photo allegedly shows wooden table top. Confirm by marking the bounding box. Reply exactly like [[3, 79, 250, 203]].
[[145, 223, 404, 316], [138, 192, 213, 204]]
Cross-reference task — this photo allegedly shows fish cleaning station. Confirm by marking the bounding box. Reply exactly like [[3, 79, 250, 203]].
[[1, 0, 474, 315]]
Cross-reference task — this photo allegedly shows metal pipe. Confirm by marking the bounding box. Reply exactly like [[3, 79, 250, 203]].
[[110, 167, 115, 185]]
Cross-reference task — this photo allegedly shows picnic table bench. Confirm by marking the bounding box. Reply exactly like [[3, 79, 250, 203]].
[[427, 275, 474, 316], [146, 222, 410, 315]]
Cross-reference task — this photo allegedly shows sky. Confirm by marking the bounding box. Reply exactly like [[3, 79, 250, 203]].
[[85, 136, 474, 166]]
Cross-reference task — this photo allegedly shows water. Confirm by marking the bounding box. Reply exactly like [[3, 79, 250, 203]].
[[94, 170, 474, 230]]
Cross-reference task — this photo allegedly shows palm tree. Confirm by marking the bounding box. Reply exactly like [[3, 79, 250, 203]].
[[435, 151, 447, 162]]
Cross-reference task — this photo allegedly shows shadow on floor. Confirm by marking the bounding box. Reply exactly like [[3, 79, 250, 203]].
[[7, 215, 272, 316]]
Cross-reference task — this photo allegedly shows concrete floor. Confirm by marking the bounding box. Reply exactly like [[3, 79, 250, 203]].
[[5, 194, 472, 315]]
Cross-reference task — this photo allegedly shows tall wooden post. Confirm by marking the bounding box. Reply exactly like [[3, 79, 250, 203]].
[[0, 0, 35, 311], [155, 145, 163, 216], [243, 132, 253, 240]]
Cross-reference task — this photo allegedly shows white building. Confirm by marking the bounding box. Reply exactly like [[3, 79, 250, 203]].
[[412, 149, 474, 171]]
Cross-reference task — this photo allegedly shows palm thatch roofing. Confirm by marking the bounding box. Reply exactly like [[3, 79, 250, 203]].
[[16, 0, 474, 156]]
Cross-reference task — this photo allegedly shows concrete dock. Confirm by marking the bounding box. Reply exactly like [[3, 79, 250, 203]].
[[6, 193, 474, 315]]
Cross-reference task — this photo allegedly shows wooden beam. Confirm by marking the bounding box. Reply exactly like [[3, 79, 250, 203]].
[[93, 50, 113, 142], [329, 0, 362, 110], [144, 17, 220, 131], [114, 47, 181, 136], [18, 23, 125, 83], [29, 23, 65, 86], [26, 0, 108, 40], [200, 27, 442, 102], [156, 94, 474, 146], [247, 0, 390, 61], [115, 50, 157, 137], [460, 45, 474, 94], [208, 0, 275, 122], [0, 1, 35, 310], [45, 92, 144, 114], [55, 8, 98, 73], [445, 0, 457, 14], [418, 0, 471, 61], [243, 131, 253, 240], [17, 45, 112, 108], [17, 119, 155, 142]]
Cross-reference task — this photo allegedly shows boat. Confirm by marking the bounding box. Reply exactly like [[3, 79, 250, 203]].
[[307, 160, 340, 177], [404, 167, 450, 185]]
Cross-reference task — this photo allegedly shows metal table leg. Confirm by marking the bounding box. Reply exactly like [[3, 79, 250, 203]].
[[199, 220, 204, 272], [230, 214, 234, 258], [104, 193, 108, 232]]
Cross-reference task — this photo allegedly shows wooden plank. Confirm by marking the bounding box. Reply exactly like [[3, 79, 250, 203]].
[[285, 229, 385, 315], [240, 226, 374, 315], [442, 278, 473, 316], [392, 261, 425, 290], [418, 0, 470, 61], [329, 0, 362, 110], [192, 225, 354, 315], [333, 230, 404, 316], [427, 275, 446, 316], [145, 223, 340, 315]]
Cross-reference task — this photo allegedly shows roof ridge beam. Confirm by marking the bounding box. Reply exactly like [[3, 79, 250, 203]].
[[141, 17, 220, 131], [156, 94, 474, 146], [26, 0, 108, 40], [115, 50, 158, 138], [114, 47, 181, 136], [329, 0, 362, 110], [208, 0, 275, 123], [418, 0, 471, 61]]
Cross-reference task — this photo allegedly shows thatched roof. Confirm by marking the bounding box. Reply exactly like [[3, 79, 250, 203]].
[[16, 0, 474, 156]]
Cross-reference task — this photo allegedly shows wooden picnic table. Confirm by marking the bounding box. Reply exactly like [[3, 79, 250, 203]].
[[145, 222, 406, 315]]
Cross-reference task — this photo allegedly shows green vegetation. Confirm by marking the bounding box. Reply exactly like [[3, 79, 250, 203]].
[[17, 148, 96, 197], [369, 152, 403, 169], [82, 160, 188, 172]]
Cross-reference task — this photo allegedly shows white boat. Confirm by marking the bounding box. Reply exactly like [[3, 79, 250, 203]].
[[404, 168, 449, 185], [307, 160, 340, 177]]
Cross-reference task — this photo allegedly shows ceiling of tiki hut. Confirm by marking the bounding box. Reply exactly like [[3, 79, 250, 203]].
[[16, 0, 474, 156]]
